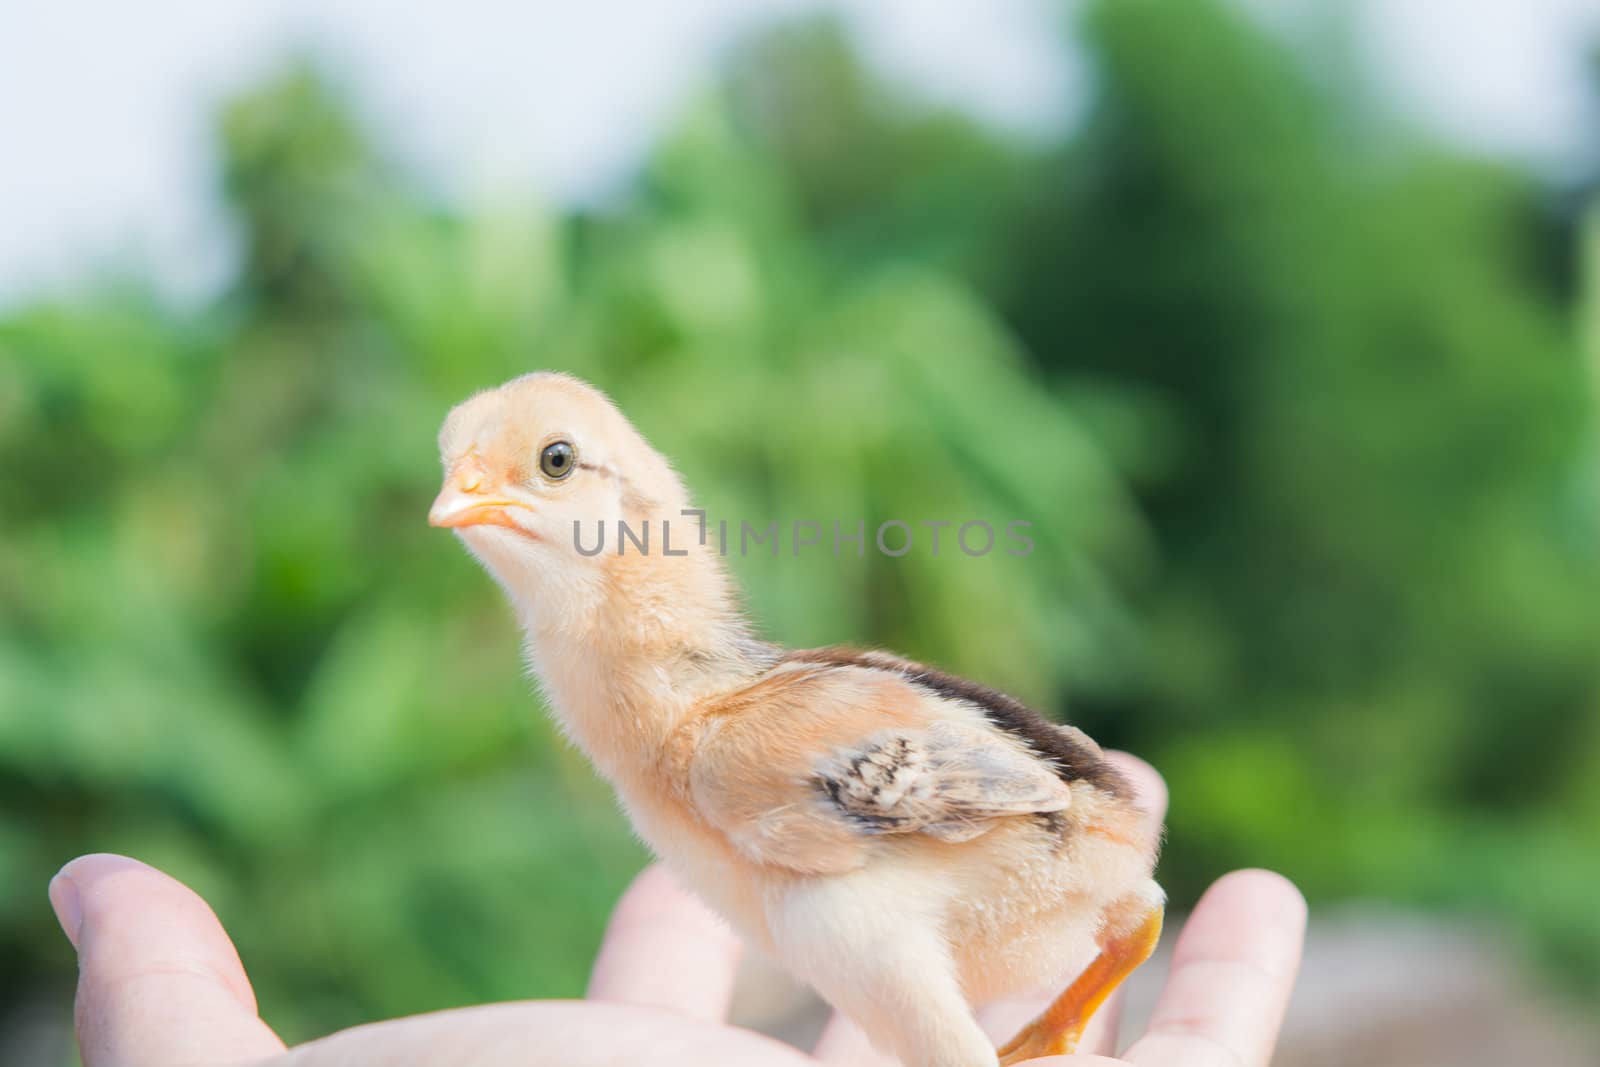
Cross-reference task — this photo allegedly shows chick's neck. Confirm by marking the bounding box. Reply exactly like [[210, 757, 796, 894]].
[[523, 533, 774, 788]]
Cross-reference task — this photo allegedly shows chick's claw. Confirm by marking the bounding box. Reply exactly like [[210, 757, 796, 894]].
[[997, 901, 1165, 1065]]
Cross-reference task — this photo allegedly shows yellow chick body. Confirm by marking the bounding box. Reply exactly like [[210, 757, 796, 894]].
[[430, 373, 1163, 1067]]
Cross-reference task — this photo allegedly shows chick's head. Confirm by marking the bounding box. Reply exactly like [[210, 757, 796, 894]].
[[430, 372, 688, 607]]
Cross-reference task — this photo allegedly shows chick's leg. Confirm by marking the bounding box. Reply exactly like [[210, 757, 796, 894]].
[[770, 871, 1000, 1067], [997, 891, 1164, 1065]]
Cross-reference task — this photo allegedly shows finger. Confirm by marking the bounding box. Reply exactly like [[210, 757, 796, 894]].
[[813, 1010, 903, 1066], [1123, 870, 1306, 1067], [1105, 750, 1168, 852], [50, 853, 285, 1067], [978, 751, 1170, 1057], [277, 1001, 816, 1067], [586, 864, 744, 1021]]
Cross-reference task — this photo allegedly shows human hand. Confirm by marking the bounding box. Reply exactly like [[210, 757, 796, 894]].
[[48, 755, 1305, 1066]]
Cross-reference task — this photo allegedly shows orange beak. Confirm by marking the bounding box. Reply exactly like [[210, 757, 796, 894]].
[[428, 457, 528, 532]]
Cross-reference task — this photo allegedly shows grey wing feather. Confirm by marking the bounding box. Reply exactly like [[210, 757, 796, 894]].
[[813, 719, 1072, 843]]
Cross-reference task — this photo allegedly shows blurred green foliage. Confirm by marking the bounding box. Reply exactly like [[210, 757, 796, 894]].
[[4, 0, 1599, 1054]]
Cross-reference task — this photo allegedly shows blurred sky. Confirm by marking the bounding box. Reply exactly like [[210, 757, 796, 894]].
[[1, 0, 1598, 309]]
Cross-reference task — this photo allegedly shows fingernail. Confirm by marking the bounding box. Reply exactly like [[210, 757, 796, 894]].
[[48, 872, 83, 949]]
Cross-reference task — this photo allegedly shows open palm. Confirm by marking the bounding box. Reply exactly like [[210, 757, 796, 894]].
[[49, 756, 1304, 1066]]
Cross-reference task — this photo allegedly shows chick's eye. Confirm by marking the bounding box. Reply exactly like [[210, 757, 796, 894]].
[[539, 441, 576, 480]]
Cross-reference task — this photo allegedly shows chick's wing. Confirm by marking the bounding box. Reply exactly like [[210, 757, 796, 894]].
[[683, 662, 1072, 875]]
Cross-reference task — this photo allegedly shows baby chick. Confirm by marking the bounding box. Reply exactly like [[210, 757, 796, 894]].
[[429, 372, 1163, 1067]]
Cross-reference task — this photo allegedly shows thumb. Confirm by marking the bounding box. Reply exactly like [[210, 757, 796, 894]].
[[50, 853, 286, 1067]]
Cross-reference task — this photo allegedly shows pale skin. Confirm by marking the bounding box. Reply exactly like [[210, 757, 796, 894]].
[[48, 755, 1308, 1067]]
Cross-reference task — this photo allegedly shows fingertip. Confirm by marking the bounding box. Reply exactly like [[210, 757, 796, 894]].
[[48, 874, 81, 948], [57, 852, 156, 881], [62, 854, 284, 1065], [1166, 868, 1308, 1008], [50, 855, 154, 951], [587, 863, 744, 1021], [71, 853, 260, 1011], [1202, 869, 1308, 928], [1129, 868, 1307, 1067], [607, 864, 736, 946], [615, 864, 693, 917], [1104, 750, 1167, 824]]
